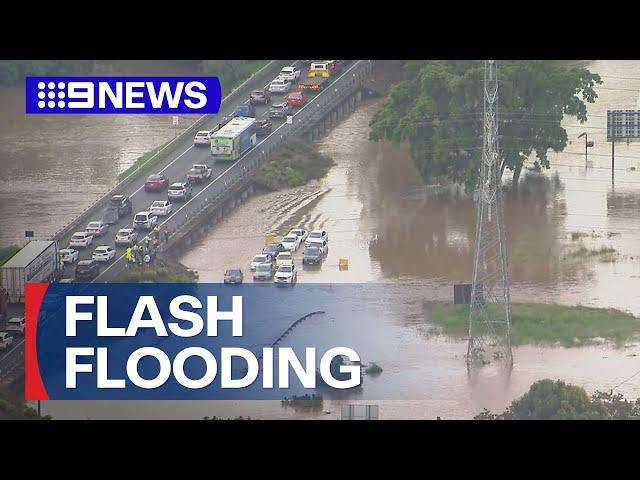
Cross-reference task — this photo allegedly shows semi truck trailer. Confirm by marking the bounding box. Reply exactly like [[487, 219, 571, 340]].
[[0, 240, 58, 303]]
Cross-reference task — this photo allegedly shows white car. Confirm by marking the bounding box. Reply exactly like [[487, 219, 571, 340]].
[[150, 200, 173, 216], [279, 66, 301, 83], [115, 228, 138, 246], [306, 238, 328, 254], [0, 332, 13, 349], [168, 182, 192, 201], [274, 264, 297, 285], [288, 228, 308, 242], [133, 211, 158, 230], [305, 229, 328, 247], [86, 220, 108, 237], [268, 77, 292, 94], [280, 234, 301, 251], [92, 245, 116, 262], [194, 130, 212, 146], [59, 248, 79, 264], [250, 254, 272, 271], [69, 231, 94, 248], [6, 317, 25, 335], [276, 251, 293, 267]]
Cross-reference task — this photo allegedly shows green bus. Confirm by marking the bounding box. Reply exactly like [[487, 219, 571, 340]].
[[210, 116, 257, 162]]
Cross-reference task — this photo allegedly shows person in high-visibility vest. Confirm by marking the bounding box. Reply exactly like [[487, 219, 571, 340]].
[[126, 246, 133, 261]]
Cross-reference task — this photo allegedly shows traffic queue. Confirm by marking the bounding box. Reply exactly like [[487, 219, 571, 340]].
[[224, 228, 329, 286], [57, 61, 345, 282]]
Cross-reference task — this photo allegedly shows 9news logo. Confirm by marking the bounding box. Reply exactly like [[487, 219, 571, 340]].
[[25, 76, 222, 114]]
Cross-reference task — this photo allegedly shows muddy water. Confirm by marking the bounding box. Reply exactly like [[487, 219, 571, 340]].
[[0, 61, 202, 247], [30, 61, 640, 418], [178, 62, 640, 419]]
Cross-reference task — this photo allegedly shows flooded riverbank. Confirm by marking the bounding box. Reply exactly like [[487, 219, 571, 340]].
[[0, 61, 202, 248]]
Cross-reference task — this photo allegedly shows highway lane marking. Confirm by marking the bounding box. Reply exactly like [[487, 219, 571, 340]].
[[0, 338, 25, 363], [129, 145, 195, 197], [98, 61, 350, 280]]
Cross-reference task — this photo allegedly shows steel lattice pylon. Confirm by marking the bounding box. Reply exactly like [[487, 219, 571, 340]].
[[466, 60, 513, 367]]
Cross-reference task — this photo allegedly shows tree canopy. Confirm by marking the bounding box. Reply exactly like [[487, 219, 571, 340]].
[[475, 379, 640, 420], [369, 61, 602, 191]]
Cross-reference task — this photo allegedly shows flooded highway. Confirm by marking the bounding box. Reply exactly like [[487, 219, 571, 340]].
[[5, 60, 640, 418]]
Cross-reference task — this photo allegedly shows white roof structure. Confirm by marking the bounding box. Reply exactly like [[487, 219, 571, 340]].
[[2, 241, 55, 269]]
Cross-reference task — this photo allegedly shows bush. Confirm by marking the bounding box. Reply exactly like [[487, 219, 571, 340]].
[[254, 138, 334, 191], [365, 362, 383, 375], [475, 379, 640, 420]]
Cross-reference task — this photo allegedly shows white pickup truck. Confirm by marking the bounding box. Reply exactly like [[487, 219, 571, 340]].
[[186, 164, 212, 183]]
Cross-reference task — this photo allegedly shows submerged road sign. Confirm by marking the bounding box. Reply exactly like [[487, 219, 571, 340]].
[[607, 110, 640, 141]]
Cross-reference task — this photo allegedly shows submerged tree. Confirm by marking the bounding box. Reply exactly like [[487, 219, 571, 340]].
[[475, 379, 640, 420], [369, 61, 602, 191]]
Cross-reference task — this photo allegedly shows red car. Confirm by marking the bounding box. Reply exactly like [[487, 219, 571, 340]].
[[144, 173, 169, 192], [286, 91, 308, 107]]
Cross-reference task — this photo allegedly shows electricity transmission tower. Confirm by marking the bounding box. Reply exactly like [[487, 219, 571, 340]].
[[466, 60, 513, 368]]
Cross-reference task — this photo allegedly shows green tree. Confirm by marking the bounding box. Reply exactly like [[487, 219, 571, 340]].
[[369, 61, 602, 191], [475, 379, 640, 420]]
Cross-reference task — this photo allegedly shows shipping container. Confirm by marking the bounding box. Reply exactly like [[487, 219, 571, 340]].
[[1, 241, 58, 303]]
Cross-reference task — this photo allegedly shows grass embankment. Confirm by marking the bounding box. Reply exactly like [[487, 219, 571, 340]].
[[253, 138, 335, 191], [0, 245, 20, 265], [214, 60, 271, 93], [111, 256, 198, 283], [425, 303, 640, 348], [117, 140, 180, 181]]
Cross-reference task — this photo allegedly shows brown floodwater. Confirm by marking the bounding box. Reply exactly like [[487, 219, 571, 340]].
[[0, 61, 202, 247], [12, 60, 640, 418]]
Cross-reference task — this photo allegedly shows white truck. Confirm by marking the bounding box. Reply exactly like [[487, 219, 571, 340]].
[[0, 240, 58, 303], [186, 164, 212, 183]]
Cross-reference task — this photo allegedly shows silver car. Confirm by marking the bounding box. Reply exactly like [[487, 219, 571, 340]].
[[253, 263, 275, 281]]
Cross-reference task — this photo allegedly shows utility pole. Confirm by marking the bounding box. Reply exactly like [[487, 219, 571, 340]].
[[611, 140, 615, 185], [466, 60, 513, 368]]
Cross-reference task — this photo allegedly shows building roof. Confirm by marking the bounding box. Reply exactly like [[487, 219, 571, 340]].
[[2, 241, 55, 269]]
